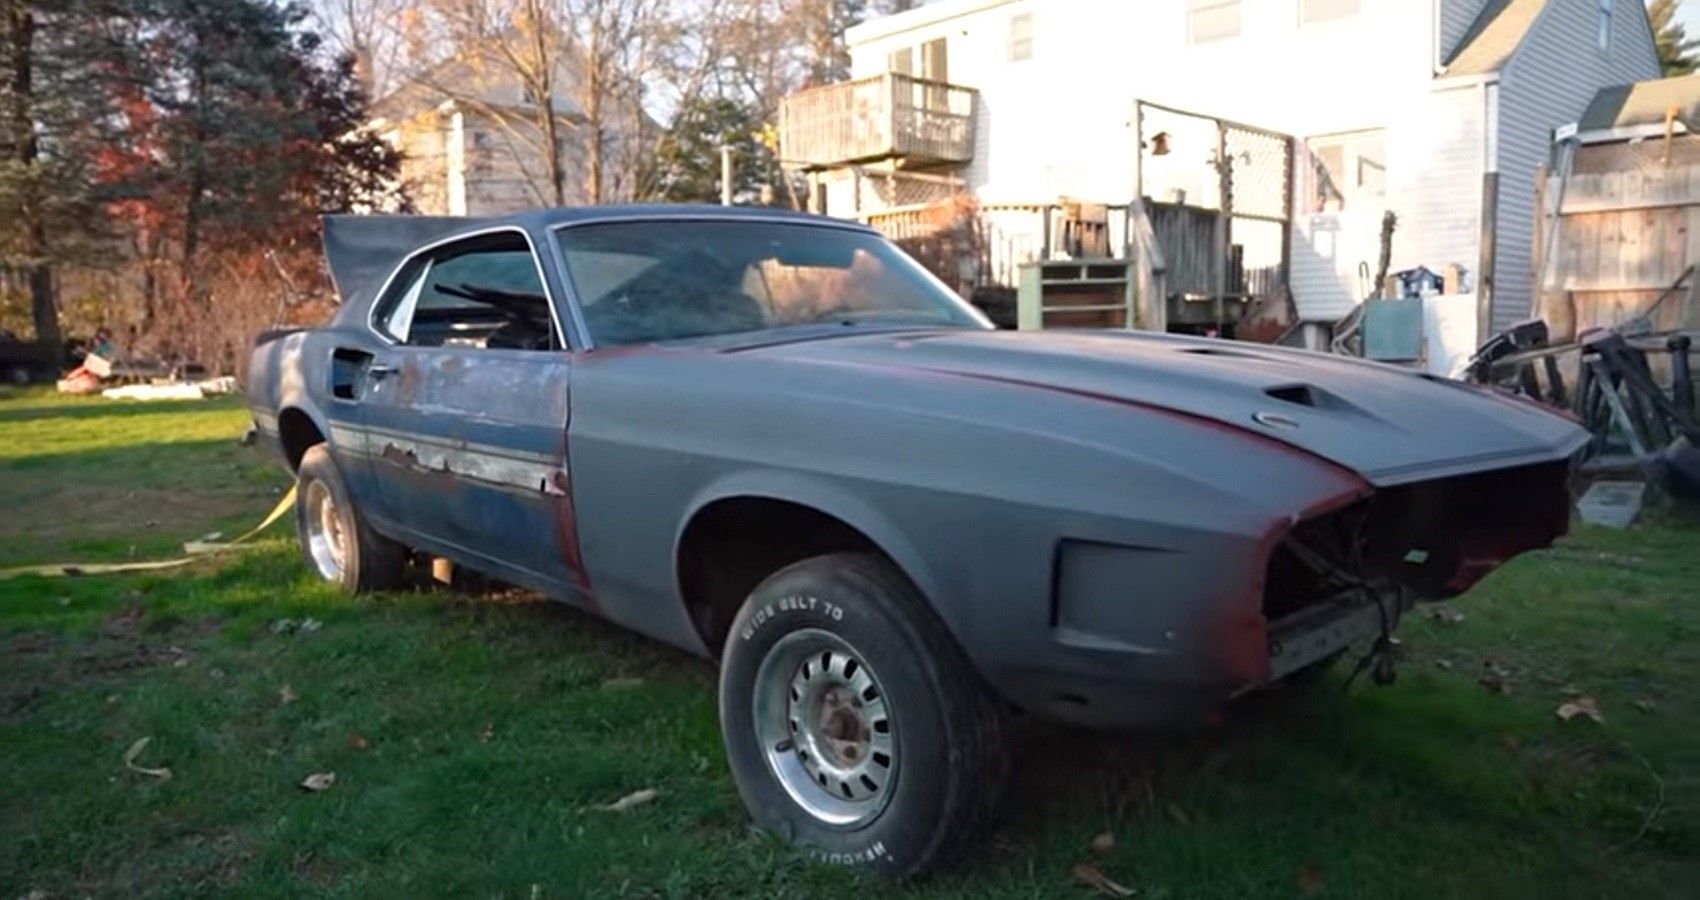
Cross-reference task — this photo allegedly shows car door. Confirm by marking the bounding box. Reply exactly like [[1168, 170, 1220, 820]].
[[359, 228, 585, 601]]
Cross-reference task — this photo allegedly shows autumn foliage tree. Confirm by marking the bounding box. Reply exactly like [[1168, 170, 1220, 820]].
[[0, 0, 401, 374]]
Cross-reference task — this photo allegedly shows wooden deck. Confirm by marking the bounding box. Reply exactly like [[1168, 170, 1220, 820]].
[[780, 73, 977, 169]]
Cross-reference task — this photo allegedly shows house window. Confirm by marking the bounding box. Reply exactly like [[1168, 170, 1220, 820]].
[[1597, 0, 1613, 52], [1009, 12, 1034, 62], [1305, 130, 1386, 213], [1300, 0, 1358, 25], [920, 38, 948, 81], [1188, 0, 1240, 44]]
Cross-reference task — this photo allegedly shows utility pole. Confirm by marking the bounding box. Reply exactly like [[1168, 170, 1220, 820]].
[[720, 145, 735, 206]]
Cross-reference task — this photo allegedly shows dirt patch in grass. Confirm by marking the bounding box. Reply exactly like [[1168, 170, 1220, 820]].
[[1, 602, 222, 721], [0, 485, 266, 544]]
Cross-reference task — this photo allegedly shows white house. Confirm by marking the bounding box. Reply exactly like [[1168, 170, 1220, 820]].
[[370, 42, 648, 216], [785, 0, 1659, 341]]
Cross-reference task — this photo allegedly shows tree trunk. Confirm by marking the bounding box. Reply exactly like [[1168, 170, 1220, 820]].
[[584, 2, 604, 204], [525, 0, 566, 206], [179, 27, 209, 307], [5, 0, 59, 345]]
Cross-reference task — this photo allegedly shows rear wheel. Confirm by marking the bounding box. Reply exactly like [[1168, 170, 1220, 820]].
[[719, 553, 1008, 878], [294, 444, 406, 592]]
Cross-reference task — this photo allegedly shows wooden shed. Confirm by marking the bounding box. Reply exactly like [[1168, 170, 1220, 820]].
[[1536, 75, 1700, 341]]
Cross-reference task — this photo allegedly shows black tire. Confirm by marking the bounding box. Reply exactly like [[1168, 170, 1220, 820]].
[[294, 443, 406, 592], [718, 552, 1008, 878]]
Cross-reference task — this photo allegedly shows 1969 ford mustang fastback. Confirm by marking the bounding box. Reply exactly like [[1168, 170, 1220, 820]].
[[247, 205, 1586, 876]]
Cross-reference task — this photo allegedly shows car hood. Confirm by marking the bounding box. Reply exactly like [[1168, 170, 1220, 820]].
[[748, 328, 1587, 486]]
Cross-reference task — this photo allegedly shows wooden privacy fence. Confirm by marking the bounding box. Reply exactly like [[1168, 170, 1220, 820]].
[[1537, 140, 1700, 340]]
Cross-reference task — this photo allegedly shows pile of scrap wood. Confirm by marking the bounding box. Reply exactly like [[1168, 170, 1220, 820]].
[[1467, 319, 1700, 499]]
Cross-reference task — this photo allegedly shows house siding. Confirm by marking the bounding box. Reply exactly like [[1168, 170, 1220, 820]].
[[1289, 82, 1487, 321], [840, 0, 1649, 328], [1491, 0, 1658, 333], [848, 0, 1474, 321], [1439, 0, 1489, 60]]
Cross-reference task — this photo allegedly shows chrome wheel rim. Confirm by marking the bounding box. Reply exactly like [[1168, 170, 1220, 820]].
[[752, 628, 897, 828], [302, 479, 348, 581]]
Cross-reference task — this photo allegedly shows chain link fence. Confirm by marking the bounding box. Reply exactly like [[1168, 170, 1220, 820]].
[[1134, 101, 1293, 322]]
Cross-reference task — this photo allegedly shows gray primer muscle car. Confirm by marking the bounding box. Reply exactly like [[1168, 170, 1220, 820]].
[[246, 206, 1586, 876]]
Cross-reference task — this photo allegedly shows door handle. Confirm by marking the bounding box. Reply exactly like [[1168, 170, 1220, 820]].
[[367, 363, 399, 378]]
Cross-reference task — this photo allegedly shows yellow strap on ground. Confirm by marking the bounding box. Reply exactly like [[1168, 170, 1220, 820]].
[[0, 485, 297, 580]]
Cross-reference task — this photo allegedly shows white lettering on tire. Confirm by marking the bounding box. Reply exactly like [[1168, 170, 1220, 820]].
[[811, 841, 891, 866], [739, 594, 842, 642]]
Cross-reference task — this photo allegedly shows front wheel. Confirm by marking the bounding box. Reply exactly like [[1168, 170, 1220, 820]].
[[718, 553, 1008, 878]]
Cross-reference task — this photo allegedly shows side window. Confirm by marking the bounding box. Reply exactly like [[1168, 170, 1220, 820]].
[[1008, 12, 1034, 62], [1300, 0, 1357, 25], [371, 232, 560, 351], [1305, 130, 1386, 213], [1187, 0, 1240, 44]]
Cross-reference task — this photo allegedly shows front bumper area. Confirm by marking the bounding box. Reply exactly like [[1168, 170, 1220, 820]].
[[998, 585, 1406, 730], [1265, 588, 1404, 681]]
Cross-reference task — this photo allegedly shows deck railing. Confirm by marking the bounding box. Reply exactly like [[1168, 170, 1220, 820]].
[[780, 73, 977, 168]]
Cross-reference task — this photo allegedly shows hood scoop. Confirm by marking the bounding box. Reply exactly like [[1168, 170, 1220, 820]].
[[1265, 384, 1318, 407]]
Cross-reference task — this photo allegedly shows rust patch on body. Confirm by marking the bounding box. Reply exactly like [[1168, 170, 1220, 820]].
[[393, 357, 424, 406], [549, 433, 598, 606]]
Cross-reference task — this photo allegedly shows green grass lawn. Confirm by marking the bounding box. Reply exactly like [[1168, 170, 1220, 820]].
[[3, 386, 1698, 898]]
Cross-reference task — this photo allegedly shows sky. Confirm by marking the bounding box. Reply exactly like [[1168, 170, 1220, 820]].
[[1682, 1, 1700, 40]]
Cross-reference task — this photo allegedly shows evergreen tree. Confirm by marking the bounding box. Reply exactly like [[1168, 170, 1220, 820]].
[[0, 0, 113, 344], [649, 95, 774, 203], [1650, 0, 1700, 77]]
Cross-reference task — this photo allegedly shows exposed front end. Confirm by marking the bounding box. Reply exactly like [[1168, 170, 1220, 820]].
[[1021, 458, 1577, 730]]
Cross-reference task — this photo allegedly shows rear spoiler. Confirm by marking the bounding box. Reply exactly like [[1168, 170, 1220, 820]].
[[321, 214, 495, 308]]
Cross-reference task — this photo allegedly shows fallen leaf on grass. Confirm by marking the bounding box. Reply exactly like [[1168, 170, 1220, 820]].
[[347, 733, 371, 751], [1425, 605, 1465, 625], [122, 737, 172, 781], [478, 722, 494, 743], [1088, 831, 1115, 855], [299, 772, 336, 792], [600, 676, 645, 691], [1556, 696, 1604, 724], [278, 685, 298, 705], [1632, 699, 1657, 714], [598, 788, 658, 812], [1296, 863, 1324, 895], [270, 617, 324, 636], [1479, 661, 1512, 695], [1072, 862, 1136, 897]]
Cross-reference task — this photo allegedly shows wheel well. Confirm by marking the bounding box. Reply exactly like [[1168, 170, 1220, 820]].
[[678, 497, 882, 656], [277, 408, 325, 471]]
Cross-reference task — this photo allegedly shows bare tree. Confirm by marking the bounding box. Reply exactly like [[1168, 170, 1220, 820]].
[[315, 0, 411, 96], [407, 0, 579, 206]]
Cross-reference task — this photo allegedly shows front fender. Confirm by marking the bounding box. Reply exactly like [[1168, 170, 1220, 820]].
[[676, 468, 951, 639]]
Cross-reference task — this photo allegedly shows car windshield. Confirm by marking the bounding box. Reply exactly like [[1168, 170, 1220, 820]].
[[554, 219, 989, 347]]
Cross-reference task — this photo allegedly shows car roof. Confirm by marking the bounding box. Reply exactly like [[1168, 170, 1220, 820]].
[[489, 204, 876, 233]]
